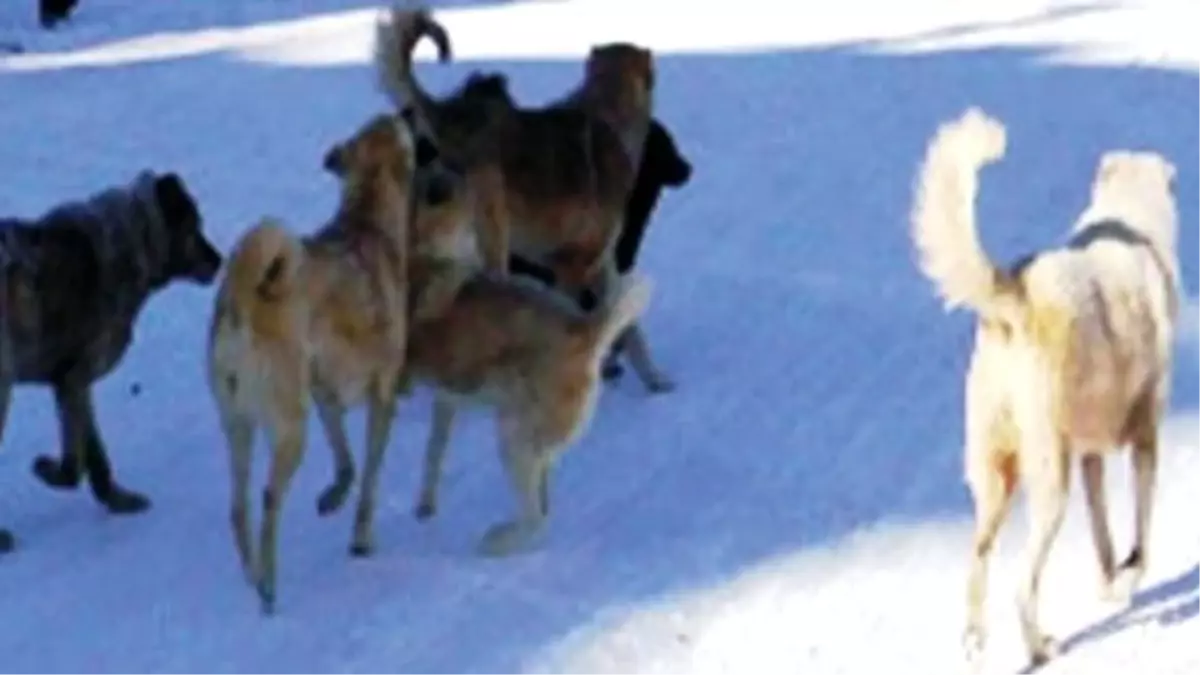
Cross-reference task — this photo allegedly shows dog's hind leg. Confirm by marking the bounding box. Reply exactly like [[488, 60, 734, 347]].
[[1081, 455, 1118, 598], [220, 410, 257, 585], [348, 378, 399, 557], [962, 446, 1016, 667], [257, 407, 307, 616], [478, 413, 552, 557], [33, 379, 94, 491], [313, 392, 355, 517], [1108, 393, 1161, 604], [415, 395, 457, 521], [1015, 432, 1069, 668]]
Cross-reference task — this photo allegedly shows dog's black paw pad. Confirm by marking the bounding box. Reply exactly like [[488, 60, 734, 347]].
[[32, 456, 81, 490], [101, 488, 152, 515], [0, 529, 14, 554]]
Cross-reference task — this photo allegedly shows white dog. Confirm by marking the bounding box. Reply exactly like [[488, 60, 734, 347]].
[[910, 107, 1181, 669]]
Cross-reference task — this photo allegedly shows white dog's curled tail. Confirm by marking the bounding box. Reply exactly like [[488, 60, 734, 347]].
[[910, 107, 1018, 318]]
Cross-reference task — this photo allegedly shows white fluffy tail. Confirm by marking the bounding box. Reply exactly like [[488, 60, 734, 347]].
[[910, 107, 1013, 317]]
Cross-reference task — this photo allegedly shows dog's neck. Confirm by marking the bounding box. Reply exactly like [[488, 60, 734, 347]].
[[336, 167, 409, 247]]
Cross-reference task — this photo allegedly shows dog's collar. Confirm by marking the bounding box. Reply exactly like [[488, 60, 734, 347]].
[[1070, 218, 1179, 319]]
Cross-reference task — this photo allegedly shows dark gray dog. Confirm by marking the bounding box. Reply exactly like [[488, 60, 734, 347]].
[[0, 170, 223, 553]]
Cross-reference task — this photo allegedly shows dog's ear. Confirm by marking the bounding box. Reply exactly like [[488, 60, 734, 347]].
[[154, 172, 200, 226], [645, 120, 692, 186], [323, 143, 347, 176]]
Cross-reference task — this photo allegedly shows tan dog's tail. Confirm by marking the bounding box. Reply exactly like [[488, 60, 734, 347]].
[[911, 107, 1018, 319], [374, 3, 452, 114], [225, 217, 305, 319], [578, 273, 653, 362]]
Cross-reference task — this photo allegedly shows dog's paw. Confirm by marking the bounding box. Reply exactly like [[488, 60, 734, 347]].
[[646, 374, 676, 394], [316, 478, 353, 517], [962, 625, 986, 670], [32, 456, 81, 490], [414, 499, 437, 521], [1101, 565, 1145, 606], [476, 521, 539, 558], [256, 580, 277, 617], [0, 528, 14, 554], [349, 538, 375, 558], [1026, 634, 1060, 670], [601, 361, 625, 381], [100, 486, 151, 515]]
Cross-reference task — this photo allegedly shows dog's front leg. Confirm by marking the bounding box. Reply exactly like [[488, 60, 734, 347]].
[[82, 426, 151, 513]]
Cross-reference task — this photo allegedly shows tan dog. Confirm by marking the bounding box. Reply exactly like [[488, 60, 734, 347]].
[[206, 114, 453, 615], [910, 107, 1180, 669], [373, 4, 638, 310], [404, 264, 653, 557]]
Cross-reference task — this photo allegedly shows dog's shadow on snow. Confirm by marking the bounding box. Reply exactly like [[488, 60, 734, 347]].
[[1065, 564, 1199, 646]]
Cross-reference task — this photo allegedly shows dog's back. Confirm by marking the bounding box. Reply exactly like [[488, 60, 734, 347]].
[[406, 267, 649, 404]]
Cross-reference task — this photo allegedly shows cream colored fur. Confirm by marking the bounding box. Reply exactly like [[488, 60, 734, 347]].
[[910, 107, 1180, 670]]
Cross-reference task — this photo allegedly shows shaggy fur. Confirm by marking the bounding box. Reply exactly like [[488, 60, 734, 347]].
[[373, 4, 637, 308], [1, 170, 222, 554], [206, 114, 458, 615], [910, 107, 1180, 670]]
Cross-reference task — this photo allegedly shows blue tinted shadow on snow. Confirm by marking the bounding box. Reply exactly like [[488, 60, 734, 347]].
[[1060, 564, 1199, 653], [0, 39, 1195, 673]]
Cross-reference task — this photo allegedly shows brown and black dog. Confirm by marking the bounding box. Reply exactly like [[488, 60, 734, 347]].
[[315, 112, 655, 561], [373, 4, 642, 315], [509, 117, 693, 391]]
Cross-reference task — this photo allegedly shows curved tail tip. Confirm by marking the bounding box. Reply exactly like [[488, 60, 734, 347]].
[[945, 106, 1008, 165]]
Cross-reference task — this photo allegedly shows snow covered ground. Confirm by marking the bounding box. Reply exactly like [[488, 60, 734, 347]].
[[0, 0, 1196, 672]]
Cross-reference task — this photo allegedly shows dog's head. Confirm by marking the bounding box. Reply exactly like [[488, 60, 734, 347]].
[[1089, 150, 1179, 250], [322, 112, 457, 208], [153, 172, 223, 285], [1093, 151, 1177, 197], [643, 119, 692, 188], [586, 43, 655, 111]]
